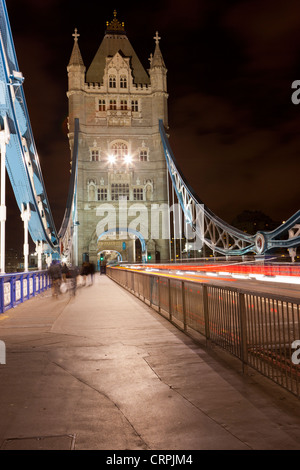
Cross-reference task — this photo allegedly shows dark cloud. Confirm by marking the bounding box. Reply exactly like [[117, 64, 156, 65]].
[[3, 0, 300, 251], [224, 0, 300, 71]]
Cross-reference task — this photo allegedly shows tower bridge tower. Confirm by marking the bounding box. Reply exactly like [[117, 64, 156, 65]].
[[67, 11, 169, 265]]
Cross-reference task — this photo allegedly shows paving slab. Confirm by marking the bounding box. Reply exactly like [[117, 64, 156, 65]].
[[0, 274, 299, 450]]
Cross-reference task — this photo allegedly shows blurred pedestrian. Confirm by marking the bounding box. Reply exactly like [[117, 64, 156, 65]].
[[61, 263, 69, 282], [80, 262, 89, 286], [48, 260, 62, 298], [68, 265, 79, 296], [89, 261, 95, 285]]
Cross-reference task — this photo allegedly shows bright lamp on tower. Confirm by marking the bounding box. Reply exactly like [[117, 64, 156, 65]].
[[124, 154, 132, 164]]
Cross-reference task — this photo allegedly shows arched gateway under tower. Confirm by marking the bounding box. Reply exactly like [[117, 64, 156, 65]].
[[67, 11, 169, 265]]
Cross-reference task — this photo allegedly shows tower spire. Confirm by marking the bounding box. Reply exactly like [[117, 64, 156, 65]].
[[68, 28, 85, 67], [151, 31, 166, 68]]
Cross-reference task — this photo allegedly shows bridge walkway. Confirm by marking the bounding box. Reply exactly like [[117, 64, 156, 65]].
[[0, 273, 299, 450]]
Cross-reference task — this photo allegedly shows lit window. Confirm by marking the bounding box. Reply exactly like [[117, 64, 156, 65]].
[[139, 150, 148, 161], [98, 188, 107, 201], [91, 150, 100, 161], [111, 142, 128, 160], [120, 100, 127, 110], [109, 100, 117, 110], [120, 76, 127, 88], [98, 99, 106, 111], [109, 75, 116, 88], [133, 188, 144, 201], [131, 100, 139, 112], [111, 183, 129, 201]]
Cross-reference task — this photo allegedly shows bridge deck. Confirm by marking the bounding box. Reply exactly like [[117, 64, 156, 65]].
[[0, 274, 299, 450]]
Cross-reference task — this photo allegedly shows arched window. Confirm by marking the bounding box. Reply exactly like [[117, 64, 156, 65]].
[[109, 75, 116, 88], [111, 142, 128, 160], [120, 75, 127, 88]]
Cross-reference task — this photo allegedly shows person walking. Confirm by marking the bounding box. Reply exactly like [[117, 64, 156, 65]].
[[48, 260, 62, 298], [68, 265, 79, 296], [89, 261, 95, 285], [61, 263, 69, 282]]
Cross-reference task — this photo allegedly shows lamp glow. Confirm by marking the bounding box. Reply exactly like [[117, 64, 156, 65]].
[[124, 154, 132, 164]]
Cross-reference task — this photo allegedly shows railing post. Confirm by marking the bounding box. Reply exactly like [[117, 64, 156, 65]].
[[20, 273, 24, 304], [37, 272, 40, 293], [0, 277, 4, 313], [32, 273, 36, 297], [203, 285, 210, 344], [10, 275, 14, 309], [182, 281, 187, 331], [149, 275, 152, 307], [158, 276, 161, 313], [168, 277, 172, 322], [239, 292, 248, 374]]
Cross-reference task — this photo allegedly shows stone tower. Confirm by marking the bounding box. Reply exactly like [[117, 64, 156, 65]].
[[67, 11, 169, 266]]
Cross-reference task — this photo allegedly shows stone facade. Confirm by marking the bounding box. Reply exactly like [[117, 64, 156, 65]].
[[67, 14, 169, 265]]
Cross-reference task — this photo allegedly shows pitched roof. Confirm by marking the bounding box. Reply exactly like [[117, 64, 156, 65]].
[[86, 33, 150, 85]]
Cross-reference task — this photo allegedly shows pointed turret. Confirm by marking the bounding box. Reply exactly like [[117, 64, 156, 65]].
[[68, 28, 85, 67], [150, 31, 167, 69], [67, 28, 86, 88], [67, 28, 86, 134], [149, 31, 168, 127]]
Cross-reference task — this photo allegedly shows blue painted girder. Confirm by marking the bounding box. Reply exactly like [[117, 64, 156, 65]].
[[0, 0, 59, 253]]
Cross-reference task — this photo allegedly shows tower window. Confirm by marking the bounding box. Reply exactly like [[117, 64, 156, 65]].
[[98, 188, 107, 201], [91, 150, 100, 161], [98, 99, 106, 111], [120, 100, 127, 110], [111, 142, 128, 159], [109, 100, 117, 110], [109, 75, 116, 88], [139, 150, 148, 161], [111, 183, 129, 201], [131, 100, 139, 112], [120, 76, 127, 88], [133, 188, 144, 201]]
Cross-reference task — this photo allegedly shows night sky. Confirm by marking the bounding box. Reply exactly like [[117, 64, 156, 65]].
[[4, 0, 300, 253]]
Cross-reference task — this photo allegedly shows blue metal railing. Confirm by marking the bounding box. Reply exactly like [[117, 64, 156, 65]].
[[0, 270, 51, 313]]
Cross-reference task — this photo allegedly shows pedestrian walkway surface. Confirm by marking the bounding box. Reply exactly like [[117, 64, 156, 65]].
[[0, 274, 299, 450]]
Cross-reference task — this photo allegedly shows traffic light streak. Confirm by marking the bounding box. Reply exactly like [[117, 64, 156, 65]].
[[115, 266, 237, 284]]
